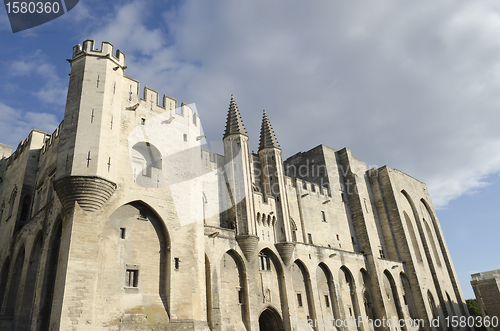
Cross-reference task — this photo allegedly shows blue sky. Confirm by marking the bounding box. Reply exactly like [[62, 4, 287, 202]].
[[1, 0, 500, 299]]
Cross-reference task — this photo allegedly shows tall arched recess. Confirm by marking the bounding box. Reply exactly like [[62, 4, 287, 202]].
[[220, 250, 249, 330], [98, 201, 170, 325], [401, 190, 448, 319], [292, 260, 316, 327], [37, 219, 62, 331], [205, 255, 212, 330], [360, 269, 376, 323], [403, 211, 423, 262], [317, 263, 340, 324], [0, 258, 10, 312], [339, 266, 361, 331], [18, 232, 43, 331], [258, 248, 287, 329], [420, 198, 467, 317], [382, 270, 405, 327], [4, 246, 25, 320], [400, 272, 417, 320]]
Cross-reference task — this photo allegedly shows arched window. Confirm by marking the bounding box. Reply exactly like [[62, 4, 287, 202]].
[[131, 142, 164, 188], [7, 186, 17, 220], [0, 201, 4, 223], [19, 195, 31, 223], [290, 219, 297, 242], [259, 252, 271, 271], [403, 211, 423, 262]]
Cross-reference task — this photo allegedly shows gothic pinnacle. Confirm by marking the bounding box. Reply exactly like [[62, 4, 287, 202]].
[[259, 110, 280, 150], [223, 94, 247, 138]]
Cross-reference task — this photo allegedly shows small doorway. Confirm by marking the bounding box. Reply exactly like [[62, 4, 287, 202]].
[[259, 307, 284, 331]]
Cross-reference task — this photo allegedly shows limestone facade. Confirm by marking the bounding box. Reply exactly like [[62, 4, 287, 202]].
[[0, 40, 469, 331], [471, 269, 500, 331]]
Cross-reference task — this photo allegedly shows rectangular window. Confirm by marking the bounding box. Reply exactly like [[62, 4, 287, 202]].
[[126, 269, 138, 287], [307, 233, 313, 244], [325, 295, 330, 308], [238, 289, 243, 304], [297, 293, 303, 307], [174, 258, 180, 270], [183, 134, 188, 142], [141, 118, 146, 125], [259, 254, 271, 271], [321, 211, 327, 222], [120, 228, 126, 239], [379, 249, 385, 259], [138, 209, 147, 220]]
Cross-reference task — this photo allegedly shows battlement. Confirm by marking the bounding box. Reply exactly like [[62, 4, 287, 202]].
[[72, 40, 125, 66], [3, 129, 47, 168], [286, 176, 331, 197], [41, 121, 63, 154]]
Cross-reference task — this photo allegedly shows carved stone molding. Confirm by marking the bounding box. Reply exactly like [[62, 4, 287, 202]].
[[54, 176, 117, 213]]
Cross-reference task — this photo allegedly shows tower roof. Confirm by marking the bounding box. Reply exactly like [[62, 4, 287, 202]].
[[223, 94, 247, 138], [259, 110, 280, 150]]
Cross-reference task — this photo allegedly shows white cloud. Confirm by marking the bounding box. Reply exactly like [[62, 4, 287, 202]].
[[4, 51, 67, 106], [82, 0, 500, 208], [0, 103, 59, 149]]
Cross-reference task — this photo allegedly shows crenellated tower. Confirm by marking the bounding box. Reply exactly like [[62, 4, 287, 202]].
[[53, 40, 125, 213], [258, 110, 294, 265], [223, 95, 259, 261]]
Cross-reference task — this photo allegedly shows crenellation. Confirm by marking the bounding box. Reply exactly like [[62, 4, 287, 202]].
[[73, 40, 125, 67]]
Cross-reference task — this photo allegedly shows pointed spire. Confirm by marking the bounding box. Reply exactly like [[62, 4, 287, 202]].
[[224, 94, 247, 138], [259, 110, 280, 150]]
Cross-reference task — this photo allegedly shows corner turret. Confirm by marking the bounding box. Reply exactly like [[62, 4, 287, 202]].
[[54, 40, 125, 213]]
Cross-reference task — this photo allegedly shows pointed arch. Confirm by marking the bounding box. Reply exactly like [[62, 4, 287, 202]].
[[131, 142, 165, 188], [317, 263, 340, 322], [427, 290, 439, 321], [402, 190, 448, 319], [37, 219, 62, 331], [292, 260, 316, 324], [445, 292, 456, 318], [19, 194, 32, 223], [339, 266, 361, 329], [7, 186, 17, 220], [18, 232, 43, 330], [220, 250, 248, 330], [290, 218, 298, 242], [423, 219, 441, 267], [420, 198, 466, 317], [400, 272, 417, 319], [99, 201, 170, 323], [205, 254, 212, 329], [258, 248, 286, 320], [4, 245, 25, 319], [383, 270, 405, 324], [403, 211, 423, 262], [360, 268, 376, 321], [259, 305, 284, 331], [0, 257, 10, 312]]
